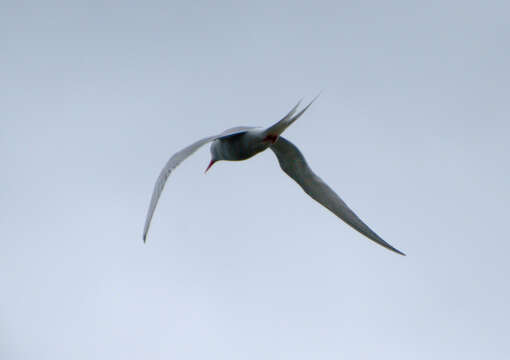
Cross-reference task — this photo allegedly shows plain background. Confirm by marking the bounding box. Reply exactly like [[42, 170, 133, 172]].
[[2, 1, 509, 359]]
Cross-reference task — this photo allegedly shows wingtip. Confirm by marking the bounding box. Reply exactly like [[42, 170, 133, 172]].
[[390, 247, 406, 256], [370, 234, 406, 256]]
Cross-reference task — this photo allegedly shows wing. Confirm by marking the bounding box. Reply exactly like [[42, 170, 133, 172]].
[[143, 127, 252, 242], [270, 137, 405, 255]]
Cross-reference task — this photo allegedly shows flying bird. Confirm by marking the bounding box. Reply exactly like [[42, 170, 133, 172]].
[[143, 97, 405, 255]]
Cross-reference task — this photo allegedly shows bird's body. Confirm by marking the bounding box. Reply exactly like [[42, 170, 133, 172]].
[[143, 98, 405, 255], [210, 128, 263, 161]]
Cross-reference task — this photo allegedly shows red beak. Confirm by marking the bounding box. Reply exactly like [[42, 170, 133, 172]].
[[205, 159, 216, 173]]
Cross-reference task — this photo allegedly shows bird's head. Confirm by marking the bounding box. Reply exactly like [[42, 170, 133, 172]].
[[205, 141, 222, 173]]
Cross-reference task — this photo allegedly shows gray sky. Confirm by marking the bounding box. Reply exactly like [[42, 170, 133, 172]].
[[2, 1, 509, 359]]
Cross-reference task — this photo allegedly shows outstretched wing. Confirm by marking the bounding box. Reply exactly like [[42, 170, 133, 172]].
[[143, 127, 253, 242], [270, 137, 405, 255]]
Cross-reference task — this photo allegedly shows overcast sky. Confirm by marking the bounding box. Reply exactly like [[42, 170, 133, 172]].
[[2, 1, 509, 359]]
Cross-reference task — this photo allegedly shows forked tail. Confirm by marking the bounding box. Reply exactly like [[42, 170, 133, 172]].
[[262, 93, 321, 139]]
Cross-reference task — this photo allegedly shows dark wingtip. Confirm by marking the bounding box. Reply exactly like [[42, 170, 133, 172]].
[[390, 246, 406, 256], [376, 237, 405, 256]]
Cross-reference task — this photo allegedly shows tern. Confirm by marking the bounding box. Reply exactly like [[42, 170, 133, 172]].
[[143, 97, 405, 255]]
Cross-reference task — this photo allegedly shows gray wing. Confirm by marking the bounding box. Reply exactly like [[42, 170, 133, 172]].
[[143, 127, 252, 242], [270, 137, 405, 255]]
